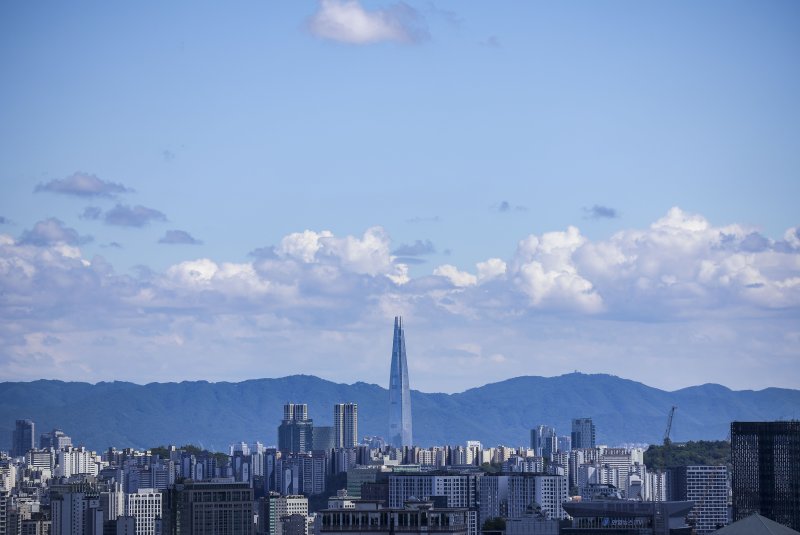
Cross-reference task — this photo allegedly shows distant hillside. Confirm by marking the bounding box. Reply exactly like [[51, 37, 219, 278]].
[[1, 373, 798, 451]]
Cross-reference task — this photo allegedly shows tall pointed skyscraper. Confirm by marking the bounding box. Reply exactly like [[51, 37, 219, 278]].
[[388, 316, 413, 447]]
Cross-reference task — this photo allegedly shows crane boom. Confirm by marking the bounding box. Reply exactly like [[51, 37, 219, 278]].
[[664, 405, 677, 446]]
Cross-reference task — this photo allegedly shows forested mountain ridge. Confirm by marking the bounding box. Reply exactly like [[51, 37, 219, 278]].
[[1, 373, 797, 451]]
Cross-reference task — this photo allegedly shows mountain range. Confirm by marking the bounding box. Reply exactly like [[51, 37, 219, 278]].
[[1, 373, 798, 452]]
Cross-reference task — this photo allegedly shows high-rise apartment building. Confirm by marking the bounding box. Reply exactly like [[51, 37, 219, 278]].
[[529, 426, 545, 457], [388, 316, 413, 448], [571, 418, 596, 450], [465, 441, 482, 466], [479, 473, 568, 523], [11, 420, 35, 457], [275, 452, 327, 496], [101, 482, 126, 523], [731, 421, 800, 530], [672, 466, 728, 534], [283, 404, 307, 422], [278, 404, 313, 454], [334, 403, 358, 449], [530, 425, 557, 460], [389, 473, 482, 509], [55, 446, 101, 478], [50, 486, 104, 535]]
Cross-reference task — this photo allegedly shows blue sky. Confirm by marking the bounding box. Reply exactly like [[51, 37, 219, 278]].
[[1, 1, 799, 392]]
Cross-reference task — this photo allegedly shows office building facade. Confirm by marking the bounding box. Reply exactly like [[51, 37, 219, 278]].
[[170, 479, 253, 535], [561, 500, 694, 535], [570, 418, 596, 450], [318, 500, 469, 535], [731, 421, 800, 530], [311, 427, 335, 452], [278, 404, 313, 454], [11, 420, 35, 458], [125, 489, 163, 535]]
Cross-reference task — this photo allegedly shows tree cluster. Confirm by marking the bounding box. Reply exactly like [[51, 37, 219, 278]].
[[643, 440, 730, 471]]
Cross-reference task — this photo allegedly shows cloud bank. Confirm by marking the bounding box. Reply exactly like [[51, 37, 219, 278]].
[[0, 208, 798, 392]]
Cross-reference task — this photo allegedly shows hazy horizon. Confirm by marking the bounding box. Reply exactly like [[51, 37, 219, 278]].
[[2, 371, 798, 397]]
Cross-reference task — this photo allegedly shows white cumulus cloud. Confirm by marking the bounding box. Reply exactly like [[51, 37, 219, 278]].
[[308, 0, 428, 44], [278, 230, 333, 263], [508, 226, 603, 313], [476, 258, 507, 283], [433, 264, 477, 287]]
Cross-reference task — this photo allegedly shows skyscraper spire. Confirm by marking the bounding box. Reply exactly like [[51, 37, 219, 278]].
[[388, 315, 413, 448]]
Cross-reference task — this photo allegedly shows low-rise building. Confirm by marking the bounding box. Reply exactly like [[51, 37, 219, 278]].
[[318, 500, 469, 535], [561, 498, 694, 535]]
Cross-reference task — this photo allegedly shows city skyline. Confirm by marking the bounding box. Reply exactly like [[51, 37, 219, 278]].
[[1, 1, 799, 393], [4, 414, 797, 534]]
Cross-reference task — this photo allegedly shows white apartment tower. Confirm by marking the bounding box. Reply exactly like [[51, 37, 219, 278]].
[[125, 488, 163, 535], [479, 474, 568, 522], [333, 403, 358, 449], [55, 447, 102, 478], [674, 466, 728, 534], [389, 473, 482, 509]]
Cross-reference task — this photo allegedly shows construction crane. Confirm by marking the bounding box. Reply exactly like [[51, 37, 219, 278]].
[[663, 406, 677, 446], [662, 405, 678, 470]]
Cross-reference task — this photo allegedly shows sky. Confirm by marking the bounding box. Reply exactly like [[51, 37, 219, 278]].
[[1, 1, 798, 393]]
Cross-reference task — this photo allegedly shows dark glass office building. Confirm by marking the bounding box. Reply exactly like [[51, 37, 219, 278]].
[[278, 403, 313, 454], [731, 421, 800, 530], [11, 419, 35, 457], [571, 418, 596, 450], [165, 480, 254, 535]]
